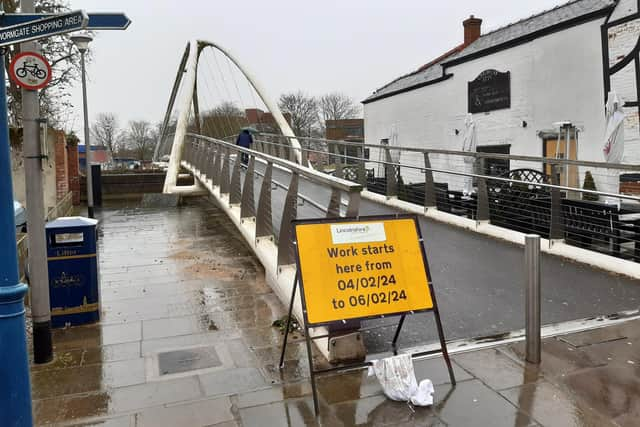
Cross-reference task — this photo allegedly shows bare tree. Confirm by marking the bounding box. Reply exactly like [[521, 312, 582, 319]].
[[319, 92, 360, 123], [278, 91, 319, 136], [199, 102, 247, 138], [210, 101, 244, 118], [91, 113, 121, 154], [125, 120, 154, 160], [3, 0, 91, 127]]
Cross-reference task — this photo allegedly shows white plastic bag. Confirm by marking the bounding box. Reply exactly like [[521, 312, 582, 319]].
[[368, 353, 434, 406]]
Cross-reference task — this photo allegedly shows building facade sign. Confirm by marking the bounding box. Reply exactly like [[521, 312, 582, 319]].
[[468, 69, 511, 113]]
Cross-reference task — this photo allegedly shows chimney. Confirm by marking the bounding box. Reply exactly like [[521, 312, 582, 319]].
[[463, 15, 482, 46]]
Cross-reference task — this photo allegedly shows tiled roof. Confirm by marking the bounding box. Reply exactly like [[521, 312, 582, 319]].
[[363, 0, 615, 104]]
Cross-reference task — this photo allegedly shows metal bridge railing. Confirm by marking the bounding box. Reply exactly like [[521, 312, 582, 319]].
[[181, 133, 362, 267], [249, 133, 640, 263]]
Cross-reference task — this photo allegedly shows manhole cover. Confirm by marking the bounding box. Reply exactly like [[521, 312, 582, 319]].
[[158, 346, 222, 375]]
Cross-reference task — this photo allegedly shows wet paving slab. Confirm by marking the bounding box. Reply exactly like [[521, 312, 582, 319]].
[[28, 198, 640, 426]]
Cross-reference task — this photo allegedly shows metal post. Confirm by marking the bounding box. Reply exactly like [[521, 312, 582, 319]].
[[525, 234, 541, 364], [549, 164, 564, 240], [22, 0, 52, 364], [333, 144, 343, 179], [229, 148, 242, 206], [326, 188, 341, 218], [385, 147, 397, 198], [78, 49, 93, 217], [256, 162, 274, 239], [277, 172, 299, 267], [476, 158, 490, 221], [211, 144, 221, 187], [346, 192, 360, 217], [423, 152, 437, 209], [357, 146, 366, 187], [220, 147, 230, 194], [301, 141, 309, 167], [0, 43, 34, 427], [240, 156, 256, 219]]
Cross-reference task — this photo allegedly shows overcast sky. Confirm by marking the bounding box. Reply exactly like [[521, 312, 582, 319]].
[[66, 0, 565, 138]]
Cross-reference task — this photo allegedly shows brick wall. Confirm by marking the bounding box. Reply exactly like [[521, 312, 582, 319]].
[[53, 130, 68, 201], [67, 142, 80, 205], [621, 181, 640, 195], [326, 119, 364, 141]]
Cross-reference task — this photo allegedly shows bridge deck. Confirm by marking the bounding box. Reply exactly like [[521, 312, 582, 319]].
[[256, 162, 640, 349]]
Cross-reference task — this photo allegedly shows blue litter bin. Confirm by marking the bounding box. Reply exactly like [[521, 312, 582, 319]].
[[45, 216, 100, 328]]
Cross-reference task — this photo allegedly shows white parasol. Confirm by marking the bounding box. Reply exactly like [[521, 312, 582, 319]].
[[601, 91, 625, 207], [461, 114, 477, 195]]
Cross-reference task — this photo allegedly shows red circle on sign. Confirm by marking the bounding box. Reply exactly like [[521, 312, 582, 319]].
[[9, 51, 52, 91]]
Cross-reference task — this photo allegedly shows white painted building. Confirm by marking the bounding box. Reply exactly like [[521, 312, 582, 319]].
[[363, 0, 640, 190]]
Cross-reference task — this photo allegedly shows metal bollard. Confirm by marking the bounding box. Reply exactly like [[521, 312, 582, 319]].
[[525, 235, 541, 364]]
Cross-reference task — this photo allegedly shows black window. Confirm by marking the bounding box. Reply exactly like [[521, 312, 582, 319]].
[[477, 144, 510, 176]]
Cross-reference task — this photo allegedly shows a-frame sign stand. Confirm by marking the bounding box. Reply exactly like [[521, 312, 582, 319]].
[[279, 214, 455, 417]]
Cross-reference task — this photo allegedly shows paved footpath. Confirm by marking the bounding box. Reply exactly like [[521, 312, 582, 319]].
[[29, 198, 640, 426]]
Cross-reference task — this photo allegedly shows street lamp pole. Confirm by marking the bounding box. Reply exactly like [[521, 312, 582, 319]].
[[72, 34, 93, 218], [21, 0, 52, 365]]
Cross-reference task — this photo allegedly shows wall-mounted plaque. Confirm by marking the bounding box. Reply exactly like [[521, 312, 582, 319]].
[[468, 69, 510, 114]]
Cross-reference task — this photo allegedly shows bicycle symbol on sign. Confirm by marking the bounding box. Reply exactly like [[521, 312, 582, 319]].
[[16, 61, 47, 79]]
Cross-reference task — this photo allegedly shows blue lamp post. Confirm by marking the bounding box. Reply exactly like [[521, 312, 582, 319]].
[[0, 49, 34, 425]]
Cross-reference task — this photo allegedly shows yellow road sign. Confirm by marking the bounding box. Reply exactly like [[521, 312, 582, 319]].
[[294, 217, 433, 325]]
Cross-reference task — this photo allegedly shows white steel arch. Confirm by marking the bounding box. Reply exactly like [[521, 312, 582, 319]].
[[161, 39, 302, 193]]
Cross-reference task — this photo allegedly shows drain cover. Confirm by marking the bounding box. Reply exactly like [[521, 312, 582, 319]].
[[158, 346, 222, 375]]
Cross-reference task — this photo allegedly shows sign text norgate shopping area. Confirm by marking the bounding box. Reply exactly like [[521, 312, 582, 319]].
[[0, 10, 87, 47], [294, 216, 434, 325]]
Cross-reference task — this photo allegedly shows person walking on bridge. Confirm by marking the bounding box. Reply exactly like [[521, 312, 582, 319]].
[[235, 129, 253, 165]]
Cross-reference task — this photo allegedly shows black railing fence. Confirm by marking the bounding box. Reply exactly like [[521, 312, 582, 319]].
[[246, 134, 640, 262]]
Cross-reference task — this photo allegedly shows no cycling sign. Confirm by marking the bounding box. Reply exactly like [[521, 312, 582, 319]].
[[294, 215, 435, 325], [9, 52, 52, 91]]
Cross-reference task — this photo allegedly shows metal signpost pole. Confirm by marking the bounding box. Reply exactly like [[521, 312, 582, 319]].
[[525, 234, 541, 364], [0, 31, 33, 427], [21, 0, 53, 364], [78, 42, 93, 217]]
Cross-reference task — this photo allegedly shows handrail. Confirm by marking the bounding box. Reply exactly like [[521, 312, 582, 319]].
[[188, 133, 362, 194], [252, 137, 640, 202], [182, 131, 640, 265], [258, 132, 640, 171]]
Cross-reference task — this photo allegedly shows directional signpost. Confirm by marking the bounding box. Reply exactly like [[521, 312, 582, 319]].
[[1, 12, 131, 30], [0, 8, 129, 426], [0, 10, 87, 47]]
